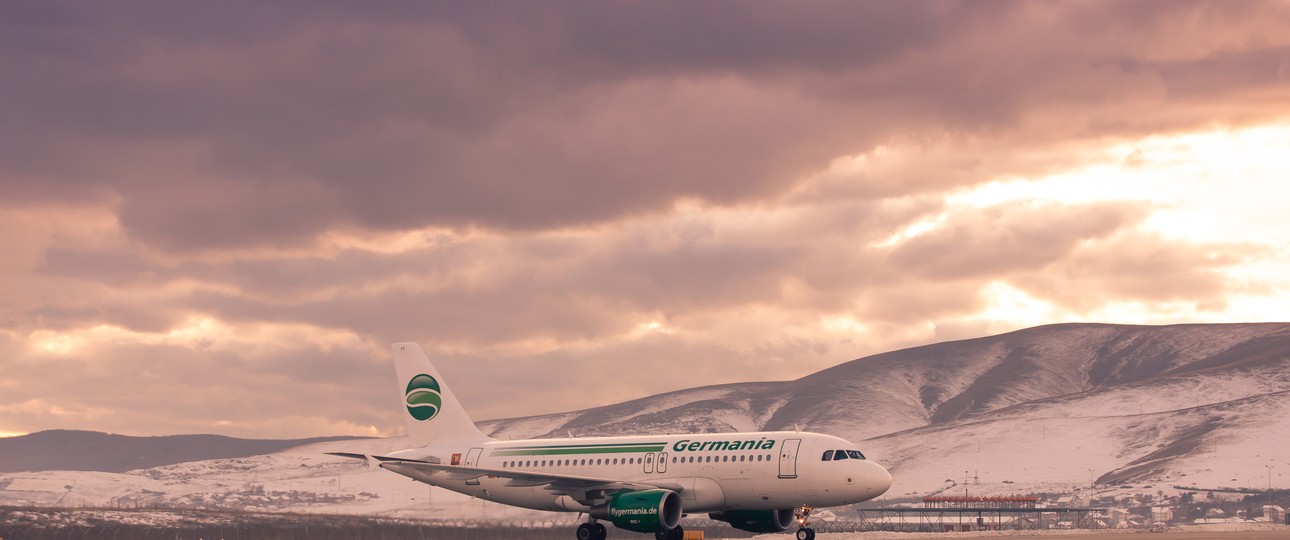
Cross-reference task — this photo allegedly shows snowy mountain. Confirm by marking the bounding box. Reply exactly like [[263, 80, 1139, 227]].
[[2, 322, 1287, 515], [478, 323, 1290, 499]]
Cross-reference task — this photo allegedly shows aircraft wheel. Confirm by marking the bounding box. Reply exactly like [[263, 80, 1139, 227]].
[[594, 522, 607, 540], [655, 525, 684, 540], [796, 527, 815, 540], [576, 523, 595, 540]]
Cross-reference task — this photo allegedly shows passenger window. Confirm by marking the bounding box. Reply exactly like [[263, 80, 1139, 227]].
[[821, 450, 833, 461], [672, 457, 677, 463], [848, 450, 865, 460], [834, 450, 848, 461]]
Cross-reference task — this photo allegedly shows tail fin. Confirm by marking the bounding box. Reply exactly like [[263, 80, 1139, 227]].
[[392, 342, 490, 447]]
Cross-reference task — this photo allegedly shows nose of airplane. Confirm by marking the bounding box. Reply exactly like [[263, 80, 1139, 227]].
[[861, 460, 893, 499]]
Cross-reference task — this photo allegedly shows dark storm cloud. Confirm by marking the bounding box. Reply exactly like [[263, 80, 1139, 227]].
[[4, 1, 1288, 250]]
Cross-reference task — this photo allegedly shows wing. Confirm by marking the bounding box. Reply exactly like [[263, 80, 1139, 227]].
[[328, 453, 682, 506]]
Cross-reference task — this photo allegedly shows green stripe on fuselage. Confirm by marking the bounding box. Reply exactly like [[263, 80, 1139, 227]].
[[492, 442, 667, 457]]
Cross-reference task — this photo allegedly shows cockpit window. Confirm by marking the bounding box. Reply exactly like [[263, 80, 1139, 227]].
[[822, 449, 867, 462]]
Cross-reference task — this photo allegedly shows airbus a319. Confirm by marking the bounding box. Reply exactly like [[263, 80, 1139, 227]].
[[331, 343, 892, 540]]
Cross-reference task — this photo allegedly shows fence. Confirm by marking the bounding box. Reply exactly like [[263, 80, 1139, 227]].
[[0, 508, 761, 540]]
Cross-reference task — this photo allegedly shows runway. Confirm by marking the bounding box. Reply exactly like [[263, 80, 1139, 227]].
[[865, 533, 1290, 540], [802, 527, 1290, 540]]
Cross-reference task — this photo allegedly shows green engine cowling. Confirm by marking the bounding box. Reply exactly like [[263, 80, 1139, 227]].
[[709, 509, 795, 533], [590, 489, 682, 533]]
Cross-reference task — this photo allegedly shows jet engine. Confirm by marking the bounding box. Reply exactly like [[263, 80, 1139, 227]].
[[709, 509, 795, 533], [590, 489, 682, 533]]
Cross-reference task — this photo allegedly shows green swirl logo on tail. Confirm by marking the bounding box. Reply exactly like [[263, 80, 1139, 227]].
[[405, 374, 442, 421]]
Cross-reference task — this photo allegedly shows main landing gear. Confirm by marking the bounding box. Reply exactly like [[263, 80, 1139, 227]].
[[654, 525, 684, 540], [574, 520, 684, 540], [794, 505, 816, 540], [575, 521, 606, 540]]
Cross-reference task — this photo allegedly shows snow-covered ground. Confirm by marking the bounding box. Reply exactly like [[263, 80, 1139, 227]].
[[0, 437, 556, 522], [861, 385, 1290, 503]]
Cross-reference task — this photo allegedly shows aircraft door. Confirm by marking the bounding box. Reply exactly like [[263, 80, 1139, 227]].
[[644, 452, 655, 473], [464, 447, 484, 485], [778, 439, 801, 479], [657, 452, 668, 474]]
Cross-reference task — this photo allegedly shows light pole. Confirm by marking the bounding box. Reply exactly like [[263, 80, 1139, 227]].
[[1267, 465, 1274, 506]]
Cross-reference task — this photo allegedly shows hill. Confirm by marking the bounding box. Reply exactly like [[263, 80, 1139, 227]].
[[478, 323, 1290, 496]]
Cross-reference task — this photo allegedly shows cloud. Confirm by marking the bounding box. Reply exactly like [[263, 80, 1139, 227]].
[[1, 2, 1287, 437], [887, 201, 1148, 280], [1014, 232, 1263, 312], [1, 322, 395, 438], [5, 2, 1290, 251]]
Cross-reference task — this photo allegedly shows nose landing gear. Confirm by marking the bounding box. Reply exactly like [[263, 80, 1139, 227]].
[[794, 505, 816, 540]]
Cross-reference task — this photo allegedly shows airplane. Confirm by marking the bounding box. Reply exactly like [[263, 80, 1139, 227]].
[[330, 343, 892, 540]]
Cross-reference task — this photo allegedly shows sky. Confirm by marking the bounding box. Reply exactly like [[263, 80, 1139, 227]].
[[2, 1, 1288, 439]]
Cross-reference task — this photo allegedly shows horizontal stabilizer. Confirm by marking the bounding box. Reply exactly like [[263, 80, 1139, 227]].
[[325, 452, 370, 460], [325, 452, 440, 464]]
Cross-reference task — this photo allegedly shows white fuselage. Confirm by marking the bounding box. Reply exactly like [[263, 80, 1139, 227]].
[[387, 430, 891, 513]]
